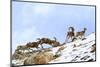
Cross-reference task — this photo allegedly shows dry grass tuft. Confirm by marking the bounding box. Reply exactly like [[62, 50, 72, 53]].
[[34, 52, 54, 64], [24, 52, 54, 65]]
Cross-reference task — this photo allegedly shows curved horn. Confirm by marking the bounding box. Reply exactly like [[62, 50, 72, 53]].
[[84, 28, 87, 30], [69, 27, 74, 31]]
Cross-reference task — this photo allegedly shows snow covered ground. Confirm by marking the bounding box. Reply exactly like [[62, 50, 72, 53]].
[[49, 32, 96, 63], [12, 32, 96, 66]]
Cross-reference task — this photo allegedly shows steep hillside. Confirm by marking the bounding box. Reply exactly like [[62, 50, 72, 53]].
[[12, 33, 96, 66], [49, 33, 96, 63]]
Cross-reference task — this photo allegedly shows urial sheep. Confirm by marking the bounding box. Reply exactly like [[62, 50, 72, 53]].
[[65, 27, 75, 42], [76, 28, 87, 39]]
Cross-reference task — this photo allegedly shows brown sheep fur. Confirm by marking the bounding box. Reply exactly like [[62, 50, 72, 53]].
[[76, 28, 87, 39], [37, 37, 60, 48], [26, 41, 40, 49], [37, 38, 54, 44], [66, 27, 75, 42]]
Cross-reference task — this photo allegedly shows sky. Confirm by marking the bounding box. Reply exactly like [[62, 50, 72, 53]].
[[12, 1, 95, 53]]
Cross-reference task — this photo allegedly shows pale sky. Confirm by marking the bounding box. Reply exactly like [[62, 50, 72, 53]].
[[12, 1, 95, 53]]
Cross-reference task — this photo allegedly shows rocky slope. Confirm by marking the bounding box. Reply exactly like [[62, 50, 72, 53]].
[[12, 33, 96, 66]]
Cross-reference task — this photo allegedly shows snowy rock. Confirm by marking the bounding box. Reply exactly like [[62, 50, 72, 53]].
[[12, 33, 96, 65]]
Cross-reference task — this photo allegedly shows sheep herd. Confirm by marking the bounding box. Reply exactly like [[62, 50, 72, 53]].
[[15, 37, 64, 53], [14, 27, 87, 54], [12, 27, 89, 66], [66, 27, 87, 42]]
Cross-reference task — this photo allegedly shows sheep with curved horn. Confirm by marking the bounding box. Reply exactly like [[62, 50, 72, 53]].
[[65, 27, 75, 42], [37, 37, 61, 48], [26, 41, 40, 50], [52, 37, 61, 47]]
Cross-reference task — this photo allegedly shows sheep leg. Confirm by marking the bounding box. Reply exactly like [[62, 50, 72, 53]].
[[79, 36, 81, 39], [71, 36, 74, 42], [67, 36, 70, 43], [41, 44, 44, 49], [72, 36, 75, 42], [65, 36, 68, 43], [70, 36, 72, 42], [36, 46, 39, 50], [83, 34, 85, 39], [81, 35, 82, 39]]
